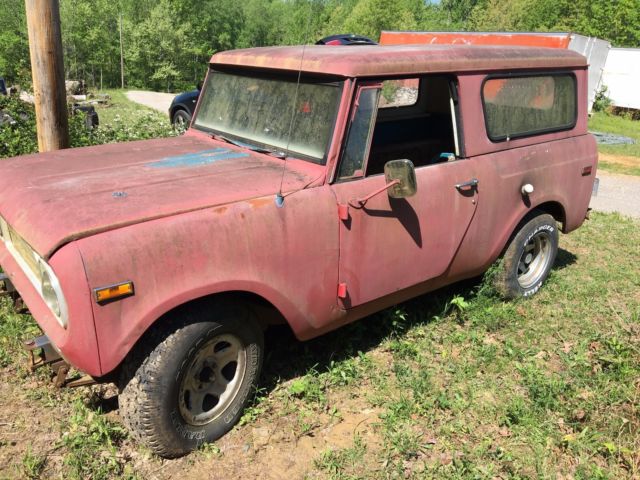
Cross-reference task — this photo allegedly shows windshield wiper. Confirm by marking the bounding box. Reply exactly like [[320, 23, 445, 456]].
[[211, 133, 286, 159]]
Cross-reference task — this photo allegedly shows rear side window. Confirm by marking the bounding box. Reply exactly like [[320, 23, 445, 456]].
[[482, 74, 576, 141]]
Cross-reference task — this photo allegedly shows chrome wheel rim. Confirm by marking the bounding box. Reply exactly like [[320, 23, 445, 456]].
[[517, 231, 553, 289], [178, 334, 246, 426]]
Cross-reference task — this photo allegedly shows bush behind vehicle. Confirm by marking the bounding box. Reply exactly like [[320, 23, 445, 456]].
[[0, 95, 176, 159]]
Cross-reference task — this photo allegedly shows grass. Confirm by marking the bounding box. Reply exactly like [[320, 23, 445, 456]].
[[60, 400, 131, 480], [92, 89, 169, 126], [20, 449, 46, 479], [1, 212, 639, 478], [589, 112, 640, 176]]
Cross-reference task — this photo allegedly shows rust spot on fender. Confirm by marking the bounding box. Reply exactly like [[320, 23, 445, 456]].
[[213, 206, 228, 215], [248, 197, 272, 209]]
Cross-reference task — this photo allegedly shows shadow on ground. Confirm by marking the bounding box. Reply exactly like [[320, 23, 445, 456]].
[[260, 246, 578, 394]]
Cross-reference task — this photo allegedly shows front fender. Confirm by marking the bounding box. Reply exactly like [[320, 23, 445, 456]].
[[77, 188, 339, 375]]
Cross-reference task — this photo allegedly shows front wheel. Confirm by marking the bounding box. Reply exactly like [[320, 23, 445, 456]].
[[494, 212, 559, 299], [118, 303, 263, 458], [172, 109, 191, 132]]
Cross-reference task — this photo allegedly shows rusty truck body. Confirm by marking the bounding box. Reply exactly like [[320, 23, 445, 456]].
[[0, 44, 597, 456]]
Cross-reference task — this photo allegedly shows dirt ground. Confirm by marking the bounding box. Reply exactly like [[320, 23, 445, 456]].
[[0, 338, 387, 480], [599, 152, 640, 170]]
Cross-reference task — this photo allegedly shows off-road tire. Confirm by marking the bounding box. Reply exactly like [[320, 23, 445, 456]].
[[118, 302, 263, 458], [494, 212, 559, 299]]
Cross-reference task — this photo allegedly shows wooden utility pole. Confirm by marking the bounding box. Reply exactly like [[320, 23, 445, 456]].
[[24, 0, 69, 152]]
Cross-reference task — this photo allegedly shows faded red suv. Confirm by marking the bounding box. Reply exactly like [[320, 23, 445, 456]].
[[0, 44, 597, 457]]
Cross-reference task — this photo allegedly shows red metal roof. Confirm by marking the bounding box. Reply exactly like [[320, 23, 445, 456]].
[[211, 44, 587, 77]]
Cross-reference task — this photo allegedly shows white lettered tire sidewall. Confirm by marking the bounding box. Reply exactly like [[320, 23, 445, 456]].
[[495, 212, 559, 299]]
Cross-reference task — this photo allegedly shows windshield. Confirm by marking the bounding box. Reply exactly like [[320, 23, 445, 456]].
[[193, 71, 342, 164]]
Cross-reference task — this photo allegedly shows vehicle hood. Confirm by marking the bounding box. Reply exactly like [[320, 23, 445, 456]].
[[0, 133, 323, 258]]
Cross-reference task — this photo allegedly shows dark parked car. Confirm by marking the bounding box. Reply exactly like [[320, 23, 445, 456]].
[[169, 35, 377, 127], [0, 78, 7, 96], [315, 33, 377, 45], [169, 82, 201, 127]]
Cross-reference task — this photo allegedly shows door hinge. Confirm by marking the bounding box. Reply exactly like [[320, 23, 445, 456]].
[[337, 282, 348, 299]]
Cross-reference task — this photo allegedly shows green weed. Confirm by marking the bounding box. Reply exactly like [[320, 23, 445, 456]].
[[60, 400, 130, 480], [20, 449, 46, 479]]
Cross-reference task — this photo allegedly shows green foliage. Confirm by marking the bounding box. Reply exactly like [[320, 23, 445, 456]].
[[61, 400, 130, 480], [20, 449, 46, 479], [0, 94, 175, 159], [592, 86, 613, 113], [4, 0, 638, 92], [0, 0, 30, 85], [315, 435, 368, 479], [0, 95, 38, 158]]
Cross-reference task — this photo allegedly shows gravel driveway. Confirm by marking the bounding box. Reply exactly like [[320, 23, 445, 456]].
[[125, 90, 175, 114], [590, 170, 640, 219]]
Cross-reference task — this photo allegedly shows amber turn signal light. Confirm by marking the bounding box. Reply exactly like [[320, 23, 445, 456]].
[[94, 281, 135, 304]]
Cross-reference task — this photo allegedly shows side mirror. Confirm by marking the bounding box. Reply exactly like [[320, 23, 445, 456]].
[[384, 159, 417, 198]]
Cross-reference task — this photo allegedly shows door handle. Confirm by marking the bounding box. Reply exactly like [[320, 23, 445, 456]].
[[455, 178, 479, 191]]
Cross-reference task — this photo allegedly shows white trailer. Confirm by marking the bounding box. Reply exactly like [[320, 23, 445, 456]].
[[601, 48, 640, 110]]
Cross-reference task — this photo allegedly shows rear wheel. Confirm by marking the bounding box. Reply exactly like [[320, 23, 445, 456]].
[[494, 212, 559, 299], [118, 303, 263, 458]]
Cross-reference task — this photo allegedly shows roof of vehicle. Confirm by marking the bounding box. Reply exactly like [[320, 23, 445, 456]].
[[211, 45, 587, 77], [210, 44, 587, 78]]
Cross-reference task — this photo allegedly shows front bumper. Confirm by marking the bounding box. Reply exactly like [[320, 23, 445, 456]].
[[25, 334, 96, 388]]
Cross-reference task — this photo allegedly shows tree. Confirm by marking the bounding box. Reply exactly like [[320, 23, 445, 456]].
[[333, 0, 424, 41], [125, 0, 188, 91], [0, 0, 30, 85]]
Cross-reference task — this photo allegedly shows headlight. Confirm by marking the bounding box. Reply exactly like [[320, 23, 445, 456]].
[[0, 215, 68, 328], [40, 262, 61, 317], [0, 216, 7, 240], [37, 259, 68, 328]]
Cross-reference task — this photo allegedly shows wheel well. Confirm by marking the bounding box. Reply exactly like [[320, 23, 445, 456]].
[[103, 291, 287, 383], [534, 201, 566, 232], [160, 291, 287, 330], [495, 202, 567, 263]]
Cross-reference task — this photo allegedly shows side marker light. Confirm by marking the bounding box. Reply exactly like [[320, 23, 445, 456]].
[[94, 281, 135, 304]]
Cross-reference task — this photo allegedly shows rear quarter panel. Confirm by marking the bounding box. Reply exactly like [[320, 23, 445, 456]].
[[447, 135, 597, 279], [448, 68, 597, 276]]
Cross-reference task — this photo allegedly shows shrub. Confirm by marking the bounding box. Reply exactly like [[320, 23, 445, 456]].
[[592, 85, 612, 113], [0, 95, 176, 159]]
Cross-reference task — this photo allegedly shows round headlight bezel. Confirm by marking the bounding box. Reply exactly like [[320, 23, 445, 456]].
[[38, 260, 68, 329]]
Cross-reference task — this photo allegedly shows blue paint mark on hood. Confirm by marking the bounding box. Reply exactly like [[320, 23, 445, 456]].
[[147, 148, 249, 168]]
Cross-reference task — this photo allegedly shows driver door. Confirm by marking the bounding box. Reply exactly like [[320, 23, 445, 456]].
[[330, 81, 479, 308]]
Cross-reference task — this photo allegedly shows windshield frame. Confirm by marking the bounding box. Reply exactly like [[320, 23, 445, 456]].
[[192, 67, 345, 165]]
